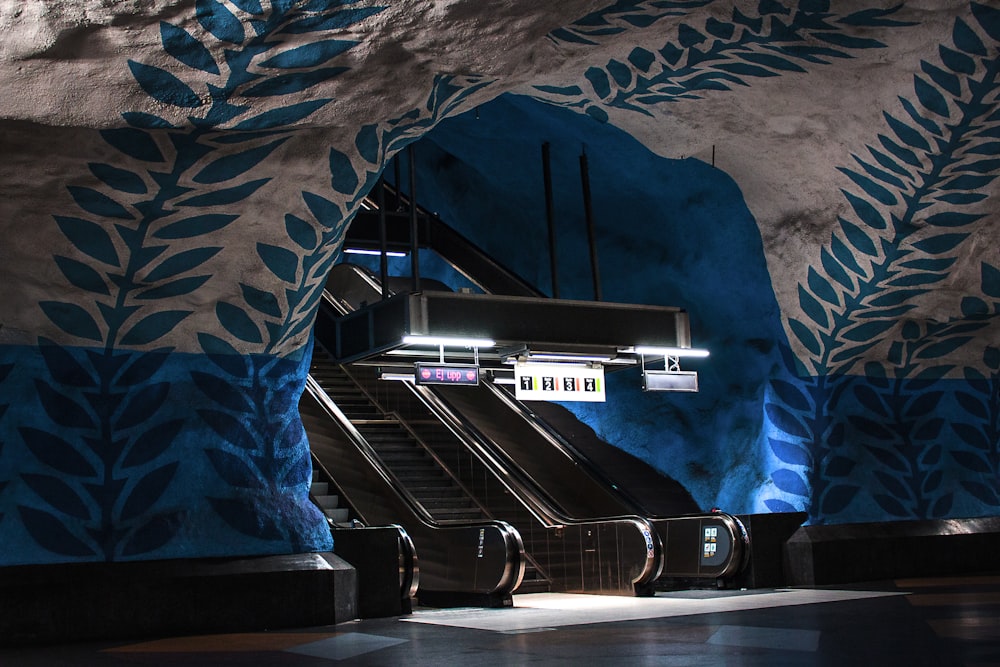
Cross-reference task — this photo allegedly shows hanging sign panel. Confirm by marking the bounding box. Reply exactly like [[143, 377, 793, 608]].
[[414, 363, 480, 386], [514, 363, 606, 402]]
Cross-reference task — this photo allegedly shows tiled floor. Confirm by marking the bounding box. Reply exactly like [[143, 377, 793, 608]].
[[3, 576, 999, 666]]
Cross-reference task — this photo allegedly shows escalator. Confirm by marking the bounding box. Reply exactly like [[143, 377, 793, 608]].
[[301, 354, 524, 607]]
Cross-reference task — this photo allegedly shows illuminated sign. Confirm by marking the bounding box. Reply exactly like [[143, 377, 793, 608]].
[[414, 362, 480, 386], [514, 363, 606, 402]]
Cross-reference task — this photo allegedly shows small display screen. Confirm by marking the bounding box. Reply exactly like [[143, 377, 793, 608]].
[[414, 363, 480, 386]]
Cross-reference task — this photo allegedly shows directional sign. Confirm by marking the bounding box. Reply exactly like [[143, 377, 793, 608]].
[[414, 362, 480, 386], [514, 363, 606, 402]]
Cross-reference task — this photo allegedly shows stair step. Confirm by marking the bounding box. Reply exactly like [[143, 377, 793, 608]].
[[325, 507, 350, 523], [315, 494, 340, 509]]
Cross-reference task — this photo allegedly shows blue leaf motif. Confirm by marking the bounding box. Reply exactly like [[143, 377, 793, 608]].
[[826, 456, 857, 476], [67, 186, 133, 220], [35, 380, 93, 429], [285, 214, 316, 250], [193, 138, 288, 184], [260, 39, 357, 69], [54, 256, 110, 296], [19, 427, 97, 477], [207, 497, 283, 540], [873, 471, 912, 502], [196, 0, 245, 44], [122, 419, 184, 468], [961, 481, 999, 506], [198, 409, 258, 450], [128, 60, 202, 109], [820, 484, 860, 516], [915, 337, 974, 359], [768, 438, 811, 466], [280, 7, 385, 35], [798, 285, 829, 328], [924, 212, 984, 228], [38, 341, 97, 388], [89, 163, 147, 195], [807, 267, 839, 306], [123, 112, 175, 129], [302, 192, 343, 229], [912, 233, 968, 255], [913, 75, 950, 118], [198, 333, 251, 378], [585, 67, 612, 99], [40, 302, 103, 342], [952, 423, 991, 451], [769, 379, 811, 411], [838, 218, 877, 256], [160, 22, 219, 74], [121, 511, 182, 557], [281, 450, 312, 487], [206, 449, 262, 488], [764, 499, 799, 513], [120, 462, 179, 521], [257, 243, 298, 283], [328, 146, 359, 195], [54, 216, 120, 266], [119, 310, 191, 346], [176, 178, 270, 207], [116, 350, 171, 386], [243, 68, 349, 97], [354, 124, 380, 165], [217, 302, 263, 344], [971, 2, 1000, 42], [136, 275, 212, 300], [240, 283, 282, 318], [841, 320, 895, 342], [144, 247, 222, 282], [950, 451, 991, 474], [21, 474, 91, 520], [765, 403, 810, 439], [100, 128, 165, 162], [231, 99, 332, 131], [771, 469, 809, 496], [192, 371, 253, 412], [115, 383, 171, 431], [852, 384, 890, 417], [982, 263, 1000, 298], [17, 506, 96, 557], [873, 493, 908, 517], [788, 319, 821, 356], [842, 190, 887, 230], [153, 213, 240, 240]]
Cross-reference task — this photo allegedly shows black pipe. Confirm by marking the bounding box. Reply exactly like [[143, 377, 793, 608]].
[[579, 150, 602, 301], [376, 174, 389, 299], [542, 142, 559, 299], [407, 145, 420, 292], [393, 157, 403, 211]]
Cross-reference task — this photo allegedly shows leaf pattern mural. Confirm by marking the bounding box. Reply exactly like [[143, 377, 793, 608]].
[[22, 0, 386, 560], [541, 1, 913, 122], [764, 4, 1000, 522]]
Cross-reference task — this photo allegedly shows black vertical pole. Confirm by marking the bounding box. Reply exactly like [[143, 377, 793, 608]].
[[407, 145, 420, 292], [542, 142, 559, 299], [376, 174, 389, 299], [579, 150, 602, 301], [393, 157, 403, 211]]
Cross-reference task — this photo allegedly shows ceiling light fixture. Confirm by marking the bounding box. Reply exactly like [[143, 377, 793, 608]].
[[344, 248, 407, 257], [632, 346, 710, 358], [402, 335, 496, 348]]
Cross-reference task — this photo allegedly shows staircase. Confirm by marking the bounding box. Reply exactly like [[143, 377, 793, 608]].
[[308, 349, 487, 524]]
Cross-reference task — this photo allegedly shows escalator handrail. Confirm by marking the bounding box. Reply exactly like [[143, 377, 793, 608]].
[[404, 380, 661, 590], [484, 380, 655, 517], [304, 376, 525, 594]]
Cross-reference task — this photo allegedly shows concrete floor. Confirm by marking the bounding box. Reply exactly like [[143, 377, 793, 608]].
[[3, 575, 998, 666]]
